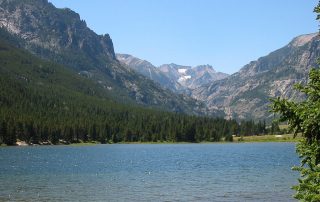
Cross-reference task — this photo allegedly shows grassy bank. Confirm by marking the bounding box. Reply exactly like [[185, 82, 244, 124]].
[[233, 134, 301, 142]]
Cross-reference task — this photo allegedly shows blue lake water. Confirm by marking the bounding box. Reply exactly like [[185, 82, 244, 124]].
[[0, 143, 299, 201]]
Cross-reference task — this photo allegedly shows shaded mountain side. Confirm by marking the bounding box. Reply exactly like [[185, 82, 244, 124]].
[[192, 33, 320, 121], [0, 0, 204, 114]]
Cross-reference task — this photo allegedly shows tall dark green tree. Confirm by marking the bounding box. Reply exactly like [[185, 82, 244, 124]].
[[0, 120, 7, 145], [272, 68, 320, 201]]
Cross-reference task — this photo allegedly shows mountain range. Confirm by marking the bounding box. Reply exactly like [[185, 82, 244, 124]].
[[116, 54, 228, 94], [0, 0, 319, 122], [158, 63, 228, 90], [192, 33, 319, 120], [0, 0, 204, 115], [117, 33, 320, 121], [116, 54, 184, 93]]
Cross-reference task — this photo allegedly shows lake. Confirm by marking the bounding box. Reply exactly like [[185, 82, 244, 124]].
[[0, 143, 299, 201]]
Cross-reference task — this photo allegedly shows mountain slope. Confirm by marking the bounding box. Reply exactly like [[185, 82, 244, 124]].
[[116, 53, 184, 92], [192, 33, 320, 120], [0, 0, 203, 114], [0, 27, 120, 106]]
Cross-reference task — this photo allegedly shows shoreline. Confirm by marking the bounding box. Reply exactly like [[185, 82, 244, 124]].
[[0, 134, 301, 147]]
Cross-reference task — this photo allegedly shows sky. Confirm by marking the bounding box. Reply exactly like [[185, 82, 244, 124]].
[[49, 0, 318, 74]]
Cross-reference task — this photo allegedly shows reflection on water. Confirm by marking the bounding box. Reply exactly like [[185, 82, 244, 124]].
[[0, 143, 299, 201]]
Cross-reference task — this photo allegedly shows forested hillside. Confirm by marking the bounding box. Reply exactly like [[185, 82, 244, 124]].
[[0, 29, 267, 145]]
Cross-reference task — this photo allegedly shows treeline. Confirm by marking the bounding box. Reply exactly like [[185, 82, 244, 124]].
[[0, 105, 271, 145]]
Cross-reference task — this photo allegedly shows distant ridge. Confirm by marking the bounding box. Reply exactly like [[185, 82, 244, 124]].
[[117, 53, 228, 93], [192, 33, 320, 120]]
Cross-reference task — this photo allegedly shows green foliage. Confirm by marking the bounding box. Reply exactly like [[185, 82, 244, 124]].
[[292, 140, 320, 201], [315, 1, 320, 21], [271, 69, 320, 200]]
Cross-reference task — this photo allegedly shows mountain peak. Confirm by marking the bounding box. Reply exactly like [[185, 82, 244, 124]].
[[0, 0, 116, 61], [116, 53, 153, 67], [165, 63, 191, 70], [289, 33, 318, 47], [192, 64, 216, 73]]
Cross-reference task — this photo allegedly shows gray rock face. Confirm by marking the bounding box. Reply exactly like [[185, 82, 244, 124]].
[[192, 33, 320, 120], [0, 0, 204, 114], [0, 0, 116, 62]]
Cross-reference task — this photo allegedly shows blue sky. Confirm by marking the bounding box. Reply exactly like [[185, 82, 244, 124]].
[[49, 0, 318, 74]]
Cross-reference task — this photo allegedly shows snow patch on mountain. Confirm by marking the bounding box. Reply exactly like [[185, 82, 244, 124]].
[[178, 69, 188, 74]]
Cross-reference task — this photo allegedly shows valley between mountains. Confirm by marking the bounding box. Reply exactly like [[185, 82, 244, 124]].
[[0, 0, 319, 124], [0, 1, 318, 201]]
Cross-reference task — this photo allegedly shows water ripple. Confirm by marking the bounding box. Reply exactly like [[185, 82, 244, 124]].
[[0, 143, 299, 201]]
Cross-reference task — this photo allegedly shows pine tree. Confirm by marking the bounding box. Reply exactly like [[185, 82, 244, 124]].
[[271, 68, 320, 200]]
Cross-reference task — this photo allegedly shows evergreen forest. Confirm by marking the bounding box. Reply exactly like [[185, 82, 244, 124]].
[[0, 29, 271, 146]]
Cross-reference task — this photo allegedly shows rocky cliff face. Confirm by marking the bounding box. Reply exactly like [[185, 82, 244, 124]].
[[0, 0, 204, 114], [192, 33, 320, 120], [0, 0, 116, 63]]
